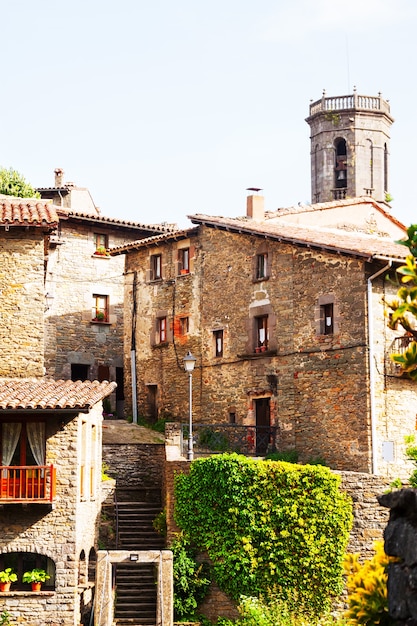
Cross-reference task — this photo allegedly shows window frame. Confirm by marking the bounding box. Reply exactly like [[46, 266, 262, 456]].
[[256, 252, 268, 280], [321, 302, 334, 335], [92, 294, 109, 323], [213, 329, 224, 357], [255, 315, 269, 351], [151, 254, 162, 281], [178, 317, 189, 337], [178, 247, 190, 275], [157, 316, 168, 343]]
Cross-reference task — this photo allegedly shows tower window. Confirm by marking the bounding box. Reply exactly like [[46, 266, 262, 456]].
[[334, 139, 347, 189], [157, 317, 167, 343]]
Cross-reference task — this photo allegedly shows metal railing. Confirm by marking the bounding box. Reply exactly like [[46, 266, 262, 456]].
[[181, 424, 277, 457], [0, 465, 56, 502], [386, 335, 415, 377]]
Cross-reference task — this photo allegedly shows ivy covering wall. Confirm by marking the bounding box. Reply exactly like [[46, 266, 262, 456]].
[[174, 454, 353, 616]]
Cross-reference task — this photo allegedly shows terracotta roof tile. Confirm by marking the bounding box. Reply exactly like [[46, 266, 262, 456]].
[[0, 197, 59, 227], [188, 214, 408, 260], [110, 227, 199, 255], [57, 208, 177, 232], [0, 378, 116, 411]]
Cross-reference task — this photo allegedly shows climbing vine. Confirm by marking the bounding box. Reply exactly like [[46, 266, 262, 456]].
[[174, 454, 352, 617]]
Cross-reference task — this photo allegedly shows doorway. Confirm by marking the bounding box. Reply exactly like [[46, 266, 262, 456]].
[[254, 397, 270, 456]]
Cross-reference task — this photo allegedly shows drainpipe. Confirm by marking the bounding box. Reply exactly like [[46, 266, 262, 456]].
[[131, 271, 138, 424], [367, 260, 392, 474]]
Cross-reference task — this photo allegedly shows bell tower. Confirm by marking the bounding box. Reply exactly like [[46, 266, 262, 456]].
[[305, 89, 394, 204]]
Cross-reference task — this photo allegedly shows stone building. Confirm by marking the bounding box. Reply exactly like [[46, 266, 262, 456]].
[[0, 377, 115, 626], [38, 169, 174, 417], [112, 190, 417, 478], [0, 198, 118, 624]]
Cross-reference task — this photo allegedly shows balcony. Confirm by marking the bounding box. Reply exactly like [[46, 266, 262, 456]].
[[0, 465, 56, 503], [181, 424, 277, 457], [386, 335, 415, 377]]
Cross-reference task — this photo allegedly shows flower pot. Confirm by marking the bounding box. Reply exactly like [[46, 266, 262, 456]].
[[180, 269, 188, 275], [31, 582, 42, 592], [0, 582, 11, 592], [260, 346, 267, 352]]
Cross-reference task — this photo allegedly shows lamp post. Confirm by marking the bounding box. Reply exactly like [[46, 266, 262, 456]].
[[183, 351, 196, 461]]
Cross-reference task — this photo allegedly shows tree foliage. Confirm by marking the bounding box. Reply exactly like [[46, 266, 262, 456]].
[[0, 167, 40, 198], [174, 454, 353, 617], [386, 225, 417, 378]]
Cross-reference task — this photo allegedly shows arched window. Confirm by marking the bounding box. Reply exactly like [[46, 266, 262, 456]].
[[88, 547, 96, 583], [334, 139, 347, 190], [0, 552, 55, 590]]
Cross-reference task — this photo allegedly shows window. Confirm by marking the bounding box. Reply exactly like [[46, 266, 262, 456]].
[[0, 553, 55, 590], [179, 317, 189, 336], [94, 233, 109, 255], [321, 303, 334, 335], [92, 295, 108, 322], [255, 315, 268, 351], [256, 253, 268, 280], [151, 254, 162, 280], [178, 248, 190, 274], [71, 364, 90, 381], [157, 317, 167, 343], [1, 422, 45, 467], [214, 329, 223, 357]]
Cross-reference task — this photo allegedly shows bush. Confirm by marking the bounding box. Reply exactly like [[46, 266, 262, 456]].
[[344, 541, 396, 625], [264, 449, 298, 463], [171, 533, 211, 620], [174, 453, 353, 617]]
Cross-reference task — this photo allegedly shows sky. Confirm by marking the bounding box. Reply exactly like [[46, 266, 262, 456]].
[[2, 0, 417, 229]]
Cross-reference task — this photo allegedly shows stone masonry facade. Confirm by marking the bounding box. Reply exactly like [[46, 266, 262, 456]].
[[0, 402, 105, 626], [122, 222, 417, 479], [0, 229, 46, 377]]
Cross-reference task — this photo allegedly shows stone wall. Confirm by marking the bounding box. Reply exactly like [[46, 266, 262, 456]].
[[102, 443, 165, 489], [0, 229, 45, 376]]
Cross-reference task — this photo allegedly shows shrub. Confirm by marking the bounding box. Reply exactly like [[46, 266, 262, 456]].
[[264, 449, 298, 463], [174, 453, 352, 617], [171, 532, 211, 620], [344, 541, 396, 625]]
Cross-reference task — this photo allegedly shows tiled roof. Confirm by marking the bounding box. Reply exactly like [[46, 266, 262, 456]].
[[265, 197, 406, 230], [58, 209, 177, 233], [110, 227, 199, 255], [0, 196, 59, 227], [0, 378, 116, 411], [188, 214, 408, 260]]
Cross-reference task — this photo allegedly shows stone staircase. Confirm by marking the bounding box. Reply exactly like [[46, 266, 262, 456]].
[[113, 488, 165, 626]]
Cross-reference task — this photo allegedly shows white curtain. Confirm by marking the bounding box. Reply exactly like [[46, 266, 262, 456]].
[[2, 423, 22, 466], [26, 422, 45, 466]]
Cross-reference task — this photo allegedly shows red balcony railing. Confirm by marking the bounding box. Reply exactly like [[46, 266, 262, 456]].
[[0, 465, 56, 503]]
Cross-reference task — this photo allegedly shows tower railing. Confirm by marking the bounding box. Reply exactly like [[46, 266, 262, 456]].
[[309, 92, 391, 117]]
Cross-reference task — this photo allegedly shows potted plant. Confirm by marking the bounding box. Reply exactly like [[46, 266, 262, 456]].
[[94, 246, 109, 257], [22, 568, 50, 591], [0, 569, 17, 592], [94, 311, 105, 322]]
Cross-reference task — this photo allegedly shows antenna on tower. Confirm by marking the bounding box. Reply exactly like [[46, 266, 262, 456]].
[[345, 33, 351, 92]]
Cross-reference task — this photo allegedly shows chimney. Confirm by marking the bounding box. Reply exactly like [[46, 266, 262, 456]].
[[54, 168, 64, 187], [246, 188, 264, 220]]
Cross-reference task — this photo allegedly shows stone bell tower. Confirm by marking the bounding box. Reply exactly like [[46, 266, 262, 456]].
[[305, 88, 394, 204]]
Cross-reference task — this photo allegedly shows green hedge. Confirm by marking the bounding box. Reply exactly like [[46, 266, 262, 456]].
[[174, 454, 352, 616]]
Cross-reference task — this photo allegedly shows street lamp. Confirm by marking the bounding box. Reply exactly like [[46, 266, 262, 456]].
[[183, 351, 196, 461]]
